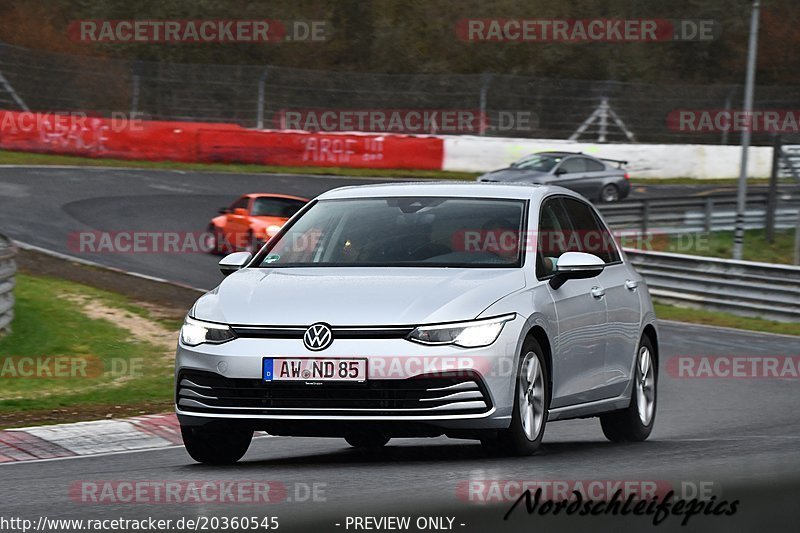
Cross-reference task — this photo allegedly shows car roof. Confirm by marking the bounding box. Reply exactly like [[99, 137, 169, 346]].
[[244, 193, 309, 201], [317, 181, 583, 202], [529, 151, 599, 159]]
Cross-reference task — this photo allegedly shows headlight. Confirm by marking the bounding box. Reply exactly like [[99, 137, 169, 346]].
[[180, 316, 236, 346], [407, 314, 515, 348]]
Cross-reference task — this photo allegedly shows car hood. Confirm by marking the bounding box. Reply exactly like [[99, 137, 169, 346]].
[[193, 267, 526, 326], [477, 168, 551, 183]]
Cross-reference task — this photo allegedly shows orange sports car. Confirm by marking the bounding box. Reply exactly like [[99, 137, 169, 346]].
[[208, 193, 309, 254]]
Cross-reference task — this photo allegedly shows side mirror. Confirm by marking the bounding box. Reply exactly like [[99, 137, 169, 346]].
[[555, 167, 567, 176], [218, 207, 231, 214], [219, 251, 252, 276], [549, 252, 605, 290], [233, 208, 248, 217]]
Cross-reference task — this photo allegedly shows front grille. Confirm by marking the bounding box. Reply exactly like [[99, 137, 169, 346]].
[[177, 369, 492, 416], [229, 325, 415, 340]]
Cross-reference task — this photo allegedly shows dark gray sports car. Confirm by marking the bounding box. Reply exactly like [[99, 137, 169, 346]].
[[477, 151, 631, 202]]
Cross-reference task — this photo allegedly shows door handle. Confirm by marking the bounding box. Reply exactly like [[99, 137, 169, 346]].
[[625, 279, 639, 291], [591, 287, 605, 299]]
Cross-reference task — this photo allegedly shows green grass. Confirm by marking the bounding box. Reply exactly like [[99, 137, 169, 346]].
[[0, 149, 478, 181], [0, 149, 783, 185], [628, 228, 797, 265], [655, 303, 800, 337], [0, 274, 175, 413], [0, 272, 795, 428], [629, 177, 773, 186], [700, 229, 797, 264]]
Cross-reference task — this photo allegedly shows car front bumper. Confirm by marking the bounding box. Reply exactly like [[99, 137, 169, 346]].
[[175, 315, 526, 433]]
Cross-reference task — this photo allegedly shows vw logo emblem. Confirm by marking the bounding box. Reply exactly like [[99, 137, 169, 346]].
[[303, 323, 333, 351]]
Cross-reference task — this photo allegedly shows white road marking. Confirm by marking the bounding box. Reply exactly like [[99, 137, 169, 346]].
[[22, 420, 175, 455], [0, 435, 273, 467]]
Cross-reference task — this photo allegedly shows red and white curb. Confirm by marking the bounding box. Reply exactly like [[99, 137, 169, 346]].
[[0, 413, 183, 463]]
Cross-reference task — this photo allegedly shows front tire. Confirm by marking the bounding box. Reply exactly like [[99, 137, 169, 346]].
[[181, 424, 253, 465], [600, 335, 657, 442], [482, 339, 549, 456]]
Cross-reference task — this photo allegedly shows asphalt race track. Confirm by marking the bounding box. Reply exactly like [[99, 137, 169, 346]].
[[0, 165, 793, 290], [0, 166, 396, 288], [1, 322, 798, 531], [1, 166, 799, 531]]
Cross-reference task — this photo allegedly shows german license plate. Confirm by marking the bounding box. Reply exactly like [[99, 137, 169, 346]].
[[263, 358, 367, 382]]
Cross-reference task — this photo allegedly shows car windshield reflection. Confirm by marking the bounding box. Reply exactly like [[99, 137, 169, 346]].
[[255, 197, 526, 268]]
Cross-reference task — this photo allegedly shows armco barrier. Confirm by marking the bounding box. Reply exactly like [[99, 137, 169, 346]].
[[625, 248, 800, 323], [0, 111, 444, 170], [0, 234, 16, 335], [598, 193, 800, 234], [0, 110, 780, 178]]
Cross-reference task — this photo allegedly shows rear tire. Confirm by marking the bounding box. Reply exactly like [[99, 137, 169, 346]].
[[600, 184, 620, 203], [345, 432, 390, 450], [600, 335, 657, 442], [482, 338, 549, 456], [181, 424, 253, 465]]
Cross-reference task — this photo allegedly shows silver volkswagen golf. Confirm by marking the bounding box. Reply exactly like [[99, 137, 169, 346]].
[[176, 182, 658, 463]]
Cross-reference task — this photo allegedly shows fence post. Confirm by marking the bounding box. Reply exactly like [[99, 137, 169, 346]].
[[704, 198, 714, 233], [256, 67, 271, 129], [795, 208, 800, 266], [478, 73, 493, 136], [0, 234, 16, 337], [641, 200, 650, 237], [765, 135, 781, 243], [130, 62, 141, 115], [720, 86, 736, 145]]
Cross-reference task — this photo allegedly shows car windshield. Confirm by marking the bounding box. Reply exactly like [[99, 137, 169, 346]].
[[255, 197, 526, 268], [251, 197, 306, 217], [512, 154, 560, 172]]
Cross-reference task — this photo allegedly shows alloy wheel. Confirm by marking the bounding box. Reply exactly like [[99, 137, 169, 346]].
[[636, 346, 656, 426], [518, 351, 546, 441]]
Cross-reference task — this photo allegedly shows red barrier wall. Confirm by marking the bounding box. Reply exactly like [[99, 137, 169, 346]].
[[0, 111, 444, 170]]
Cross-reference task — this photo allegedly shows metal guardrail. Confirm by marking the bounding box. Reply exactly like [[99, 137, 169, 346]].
[[0, 234, 16, 335], [779, 144, 800, 181], [625, 248, 800, 323], [598, 192, 800, 235]]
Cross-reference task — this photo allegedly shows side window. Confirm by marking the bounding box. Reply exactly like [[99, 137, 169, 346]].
[[230, 197, 250, 212], [560, 197, 620, 264], [558, 157, 587, 174], [536, 198, 574, 279], [585, 158, 605, 172]]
